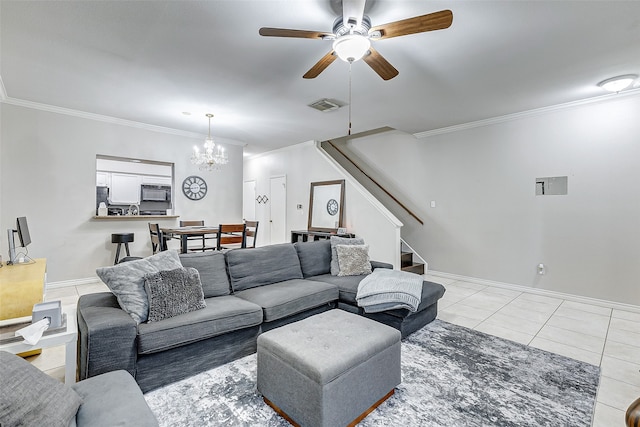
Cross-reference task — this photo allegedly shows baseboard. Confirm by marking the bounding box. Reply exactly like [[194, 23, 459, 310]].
[[46, 277, 101, 290], [429, 270, 640, 314]]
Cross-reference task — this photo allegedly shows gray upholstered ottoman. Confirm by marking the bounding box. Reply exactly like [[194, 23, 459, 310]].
[[257, 309, 401, 427]]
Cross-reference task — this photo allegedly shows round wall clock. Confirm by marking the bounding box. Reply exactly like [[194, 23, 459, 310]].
[[182, 176, 207, 200], [326, 198, 339, 216]]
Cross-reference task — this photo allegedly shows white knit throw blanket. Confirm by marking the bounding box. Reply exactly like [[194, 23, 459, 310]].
[[356, 269, 423, 313]]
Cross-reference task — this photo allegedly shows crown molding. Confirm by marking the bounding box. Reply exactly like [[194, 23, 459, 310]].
[[414, 89, 640, 139], [245, 140, 315, 161], [0, 77, 245, 146]]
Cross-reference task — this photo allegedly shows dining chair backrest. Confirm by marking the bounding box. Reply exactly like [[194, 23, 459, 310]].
[[217, 223, 247, 250], [148, 223, 167, 254], [244, 220, 259, 248]]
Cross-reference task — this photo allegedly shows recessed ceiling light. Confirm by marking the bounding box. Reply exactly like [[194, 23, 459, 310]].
[[597, 74, 638, 93], [182, 112, 191, 116]]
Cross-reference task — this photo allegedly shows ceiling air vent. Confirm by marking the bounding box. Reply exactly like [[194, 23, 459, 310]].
[[308, 99, 341, 112]]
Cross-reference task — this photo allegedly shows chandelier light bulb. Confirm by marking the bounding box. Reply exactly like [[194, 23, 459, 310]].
[[190, 113, 229, 171]]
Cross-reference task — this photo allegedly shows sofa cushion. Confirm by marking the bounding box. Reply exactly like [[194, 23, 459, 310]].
[[330, 236, 365, 275], [137, 295, 263, 355], [295, 240, 331, 278], [72, 370, 158, 427], [234, 279, 339, 322], [96, 250, 183, 324], [310, 273, 367, 304], [0, 351, 83, 427], [179, 251, 231, 297], [226, 243, 303, 292], [144, 267, 206, 322]]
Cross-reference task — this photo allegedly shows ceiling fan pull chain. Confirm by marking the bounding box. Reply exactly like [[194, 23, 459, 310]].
[[348, 60, 353, 136]]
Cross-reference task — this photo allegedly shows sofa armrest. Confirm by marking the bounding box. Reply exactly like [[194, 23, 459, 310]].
[[73, 370, 158, 427], [371, 260, 393, 270], [77, 292, 138, 381]]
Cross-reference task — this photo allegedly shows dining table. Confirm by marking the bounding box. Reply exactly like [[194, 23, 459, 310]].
[[161, 225, 219, 254]]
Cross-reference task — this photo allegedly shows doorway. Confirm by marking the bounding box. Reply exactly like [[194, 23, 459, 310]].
[[269, 176, 286, 244]]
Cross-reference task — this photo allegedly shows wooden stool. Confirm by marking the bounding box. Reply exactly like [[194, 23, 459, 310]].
[[111, 233, 134, 265], [627, 397, 640, 427]]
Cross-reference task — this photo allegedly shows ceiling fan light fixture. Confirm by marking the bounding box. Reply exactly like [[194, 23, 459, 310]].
[[333, 34, 371, 62], [597, 74, 638, 93]]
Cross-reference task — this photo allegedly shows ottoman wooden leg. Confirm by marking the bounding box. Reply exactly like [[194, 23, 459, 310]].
[[264, 389, 395, 427]]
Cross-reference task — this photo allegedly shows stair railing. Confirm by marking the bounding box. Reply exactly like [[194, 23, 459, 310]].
[[323, 139, 424, 225]]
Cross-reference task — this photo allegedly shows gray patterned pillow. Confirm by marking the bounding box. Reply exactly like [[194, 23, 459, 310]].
[[96, 250, 183, 324], [336, 244, 372, 276], [144, 267, 206, 322], [0, 351, 83, 426], [330, 236, 365, 275]]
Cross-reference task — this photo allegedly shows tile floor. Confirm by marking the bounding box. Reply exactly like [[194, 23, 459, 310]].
[[29, 276, 639, 427]]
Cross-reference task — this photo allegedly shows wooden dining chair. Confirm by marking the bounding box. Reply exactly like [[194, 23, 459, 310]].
[[148, 223, 167, 254], [179, 220, 215, 252], [245, 220, 259, 248], [216, 223, 247, 250]]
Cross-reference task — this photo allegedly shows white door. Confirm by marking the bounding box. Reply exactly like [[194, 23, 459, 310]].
[[269, 176, 287, 244], [243, 180, 256, 221]]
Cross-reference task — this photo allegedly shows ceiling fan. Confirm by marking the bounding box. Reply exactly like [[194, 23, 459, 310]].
[[259, 0, 453, 80]]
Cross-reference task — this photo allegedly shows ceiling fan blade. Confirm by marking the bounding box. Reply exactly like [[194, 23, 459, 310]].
[[342, 0, 367, 29], [363, 47, 399, 80], [259, 27, 333, 40], [303, 51, 338, 79], [370, 9, 453, 40]]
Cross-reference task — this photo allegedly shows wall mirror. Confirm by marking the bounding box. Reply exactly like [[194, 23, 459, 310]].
[[308, 180, 345, 232]]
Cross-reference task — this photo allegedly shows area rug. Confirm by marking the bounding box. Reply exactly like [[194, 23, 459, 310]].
[[144, 320, 600, 426]]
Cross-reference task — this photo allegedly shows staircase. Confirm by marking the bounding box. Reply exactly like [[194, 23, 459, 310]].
[[401, 250, 425, 275]]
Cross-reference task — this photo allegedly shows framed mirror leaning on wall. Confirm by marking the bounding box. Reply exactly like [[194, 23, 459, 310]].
[[308, 180, 345, 232]]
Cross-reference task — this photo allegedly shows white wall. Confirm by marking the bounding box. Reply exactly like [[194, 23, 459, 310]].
[[0, 103, 244, 283], [345, 94, 640, 306], [243, 142, 401, 267]]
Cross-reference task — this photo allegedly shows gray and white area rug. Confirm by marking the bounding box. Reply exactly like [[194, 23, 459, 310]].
[[144, 320, 600, 426]]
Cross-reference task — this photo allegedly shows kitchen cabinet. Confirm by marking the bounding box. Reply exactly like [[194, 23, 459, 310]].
[[142, 176, 172, 186], [109, 173, 142, 204], [96, 172, 109, 187]]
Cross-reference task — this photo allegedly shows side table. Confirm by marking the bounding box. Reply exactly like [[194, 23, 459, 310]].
[[0, 305, 77, 384]]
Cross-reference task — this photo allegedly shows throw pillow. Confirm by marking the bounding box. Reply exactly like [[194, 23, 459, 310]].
[[96, 250, 183, 324], [330, 236, 365, 275], [0, 351, 83, 426], [336, 244, 372, 276], [144, 267, 206, 322]]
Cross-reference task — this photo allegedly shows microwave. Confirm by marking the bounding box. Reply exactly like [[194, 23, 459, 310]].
[[141, 185, 172, 202]]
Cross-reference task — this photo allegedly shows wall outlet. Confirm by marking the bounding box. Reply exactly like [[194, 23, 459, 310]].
[[296, 204, 303, 210], [430, 201, 436, 208], [537, 263, 546, 275]]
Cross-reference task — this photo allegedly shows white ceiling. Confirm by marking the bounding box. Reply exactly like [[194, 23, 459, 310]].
[[2, 1, 640, 153]]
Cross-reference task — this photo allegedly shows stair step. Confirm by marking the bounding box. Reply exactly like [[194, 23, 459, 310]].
[[401, 251, 413, 267], [401, 263, 425, 275]]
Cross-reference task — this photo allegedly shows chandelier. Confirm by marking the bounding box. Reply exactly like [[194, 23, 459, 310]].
[[191, 113, 229, 171]]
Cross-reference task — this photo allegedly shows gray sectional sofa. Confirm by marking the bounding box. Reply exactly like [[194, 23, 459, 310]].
[[77, 240, 445, 392]]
